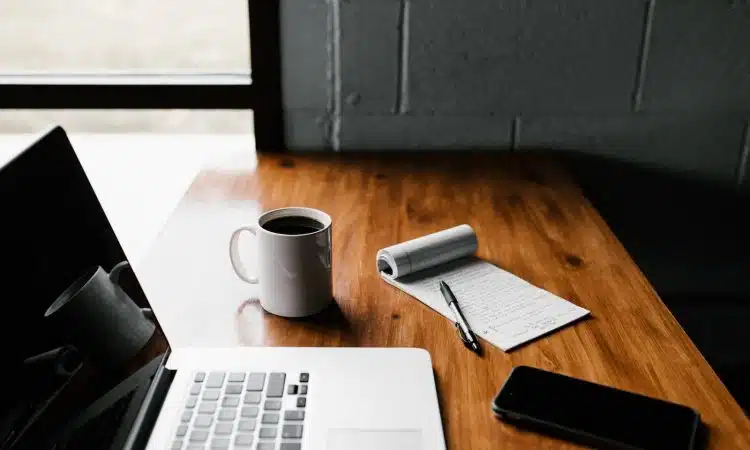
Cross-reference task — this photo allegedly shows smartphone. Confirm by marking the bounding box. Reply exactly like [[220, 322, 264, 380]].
[[492, 366, 701, 450]]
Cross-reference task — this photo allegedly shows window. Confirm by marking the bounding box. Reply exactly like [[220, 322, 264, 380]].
[[0, 1, 282, 148], [0, 110, 253, 134], [0, 1, 250, 72]]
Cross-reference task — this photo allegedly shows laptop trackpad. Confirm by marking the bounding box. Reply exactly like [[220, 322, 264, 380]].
[[327, 429, 422, 450]]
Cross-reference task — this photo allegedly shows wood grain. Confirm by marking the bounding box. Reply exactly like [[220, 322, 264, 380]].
[[162, 151, 750, 449]]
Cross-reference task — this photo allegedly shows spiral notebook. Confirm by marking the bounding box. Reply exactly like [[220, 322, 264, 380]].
[[377, 225, 590, 351]]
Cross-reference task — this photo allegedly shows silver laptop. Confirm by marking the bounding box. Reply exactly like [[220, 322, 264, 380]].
[[0, 127, 445, 450]]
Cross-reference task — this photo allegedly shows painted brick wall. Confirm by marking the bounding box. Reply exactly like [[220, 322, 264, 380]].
[[280, 0, 750, 186]]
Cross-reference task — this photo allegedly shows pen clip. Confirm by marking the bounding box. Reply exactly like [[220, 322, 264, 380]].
[[455, 322, 471, 345]]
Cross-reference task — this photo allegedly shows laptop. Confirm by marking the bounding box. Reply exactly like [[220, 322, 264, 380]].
[[0, 127, 445, 450]]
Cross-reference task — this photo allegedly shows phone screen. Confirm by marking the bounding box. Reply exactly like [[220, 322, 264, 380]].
[[492, 366, 700, 449]]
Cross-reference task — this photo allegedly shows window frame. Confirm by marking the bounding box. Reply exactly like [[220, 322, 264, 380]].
[[0, 1, 284, 150]]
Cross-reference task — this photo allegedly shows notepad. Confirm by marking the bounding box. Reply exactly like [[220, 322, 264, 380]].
[[377, 225, 590, 351]]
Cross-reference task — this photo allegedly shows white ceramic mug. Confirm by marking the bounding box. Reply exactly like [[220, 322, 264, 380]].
[[229, 207, 333, 317]]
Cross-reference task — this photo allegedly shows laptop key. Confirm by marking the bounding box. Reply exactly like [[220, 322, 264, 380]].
[[198, 402, 217, 414], [214, 422, 233, 435], [206, 372, 225, 388], [217, 408, 236, 421], [246, 373, 266, 391], [234, 434, 253, 447], [299, 373, 309, 383], [241, 406, 259, 418], [221, 396, 239, 407], [244, 392, 261, 404], [259, 427, 277, 438], [281, 444, 302, 450], [194, 372, 206, 382], [181, 410, 192, 422], [287, 384, 298, 395], [186, 396, 198, 408], [257, 444, 275, 450], [189, 430, 209, 442], [299, 385, 308, 395], [238, 419, 256, 432], [228, 372, 245, 382], [264, 400, 282, 410], [202, 389, 220, 401], [262, 413, 280, 424], [266, 372, 286, 397], [282, 424, 303, 439], [190, 383, 202, 395], [210, 438, 230, 449], [297, 397, 306, 408], [171, 440, 183, 450], [176, 424, 189, 437], [225, 384, 242, 395], [284, 410, 305, 421], [194, 415, 213, 428], [187, 446, 204, 450]]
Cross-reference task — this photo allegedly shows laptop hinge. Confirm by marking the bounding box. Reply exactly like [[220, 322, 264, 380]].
[[120, 352, 176, 450]]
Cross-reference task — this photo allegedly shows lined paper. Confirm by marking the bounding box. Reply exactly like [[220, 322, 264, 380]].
[[381, 256, 589, 351]]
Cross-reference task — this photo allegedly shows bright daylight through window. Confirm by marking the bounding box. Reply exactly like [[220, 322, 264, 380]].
[[0, 0, 252, 133]]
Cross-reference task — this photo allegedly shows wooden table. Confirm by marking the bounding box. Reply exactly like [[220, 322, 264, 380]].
[[142, 151, 750, 449]]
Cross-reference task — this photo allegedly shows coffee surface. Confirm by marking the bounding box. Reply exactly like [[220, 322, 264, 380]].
[[262, 216, 324, 235]]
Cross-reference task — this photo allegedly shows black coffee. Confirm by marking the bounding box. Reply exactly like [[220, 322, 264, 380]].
[[262, 216, 325, 235]]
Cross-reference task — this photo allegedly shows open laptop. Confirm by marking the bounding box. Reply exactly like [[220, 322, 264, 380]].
[[0, 127, 445, 450]]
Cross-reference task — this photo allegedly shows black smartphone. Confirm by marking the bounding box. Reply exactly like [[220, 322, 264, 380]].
[[492, 366, 701, 450]]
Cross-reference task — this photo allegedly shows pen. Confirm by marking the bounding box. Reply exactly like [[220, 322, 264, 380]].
[[439, 280, 482, 355]]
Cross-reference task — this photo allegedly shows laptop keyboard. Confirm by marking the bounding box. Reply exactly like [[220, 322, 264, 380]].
[[172, 371, 308, 450]]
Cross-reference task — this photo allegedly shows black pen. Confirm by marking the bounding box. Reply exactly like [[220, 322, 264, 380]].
[[439, 280, 482, 355]]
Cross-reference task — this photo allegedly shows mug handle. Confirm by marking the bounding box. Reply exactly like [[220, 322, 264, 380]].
[[229, 226, 259, 284], [109, 261, 131, 284]]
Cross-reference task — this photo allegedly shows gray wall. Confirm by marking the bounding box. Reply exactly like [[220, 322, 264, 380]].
[[280, 0, 750, 186]]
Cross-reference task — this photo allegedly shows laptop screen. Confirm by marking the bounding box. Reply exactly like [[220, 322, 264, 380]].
[[0, 127, 166, 449]]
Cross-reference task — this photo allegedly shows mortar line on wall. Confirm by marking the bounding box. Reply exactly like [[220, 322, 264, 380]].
[[632, 0, 655, 112], [736, 121, 750, 188], [330, 0, 343, 150], [395, 0, 411, 114], [510, 116, 522, 151], [324, 0, 334, 149]]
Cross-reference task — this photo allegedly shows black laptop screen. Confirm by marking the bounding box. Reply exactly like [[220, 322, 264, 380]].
[[0, 128, 163, 449]]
